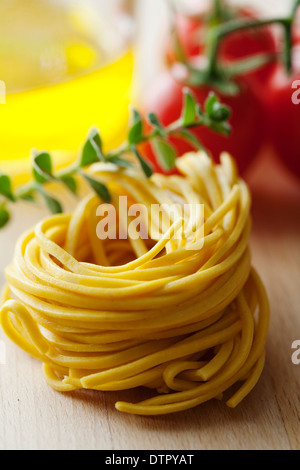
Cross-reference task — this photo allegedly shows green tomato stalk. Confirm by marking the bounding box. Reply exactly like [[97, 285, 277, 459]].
[[206, 0, 300, 88], [171, 0, 300, 94]]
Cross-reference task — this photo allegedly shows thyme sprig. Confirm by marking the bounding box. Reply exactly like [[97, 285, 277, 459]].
[[0, 89, 231, 228]]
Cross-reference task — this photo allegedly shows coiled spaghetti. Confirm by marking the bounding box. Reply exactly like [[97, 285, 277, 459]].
[[0, 151, 270, 415]]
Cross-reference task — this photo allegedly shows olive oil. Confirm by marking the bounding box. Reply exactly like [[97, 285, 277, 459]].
[[0, 0, 134, 181]]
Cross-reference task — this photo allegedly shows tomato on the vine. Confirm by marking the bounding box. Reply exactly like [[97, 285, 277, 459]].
[[264, 43, 300, 180], [142, 70, 264, 176], [143, 2, 300, 178], [143, 3, 280, 176]]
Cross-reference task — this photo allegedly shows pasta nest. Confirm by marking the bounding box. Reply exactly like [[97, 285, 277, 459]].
[[0, 151, 270, 415]]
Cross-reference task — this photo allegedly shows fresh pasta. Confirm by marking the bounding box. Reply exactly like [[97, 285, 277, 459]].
[[0, 151, 270, 415]]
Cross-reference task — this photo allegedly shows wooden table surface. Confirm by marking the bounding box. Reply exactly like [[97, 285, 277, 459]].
[[0, 147, 299, 451]]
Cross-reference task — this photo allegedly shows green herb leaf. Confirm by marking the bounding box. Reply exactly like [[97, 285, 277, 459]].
[[152, 139, 177, 170], [176, 129, 204, 150], [131, 147, 153, 178], [205, 92, 218, 117], [128, 109, 143, 145], [19, 194, 36, 202], [60, 175, 77, 195], [182, 88, 197, 126], [80, 127, 105, 167], [0, 206, 10, 228], [32, 151, 54, 184], [205, 92, 231, 122], [0, 174, 15, 202], [196, 103, 203, 117], [108, 156, 134, 168], [147, 113, 167, 138], [211, 103, 231, 122], [81, 173, 111, 203], [207, 120, 231, 136], [147, 113, 162, 128], [37, 187, 63, 214]]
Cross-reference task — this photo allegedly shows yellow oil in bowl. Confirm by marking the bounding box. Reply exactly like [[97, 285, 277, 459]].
[[0, 0, 134, 184]]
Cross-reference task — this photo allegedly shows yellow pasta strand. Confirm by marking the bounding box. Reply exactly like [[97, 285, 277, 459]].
[[0, 151, 270, 415]]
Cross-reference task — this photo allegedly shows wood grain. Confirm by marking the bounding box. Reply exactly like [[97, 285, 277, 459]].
[[0, 148, 299, 450]]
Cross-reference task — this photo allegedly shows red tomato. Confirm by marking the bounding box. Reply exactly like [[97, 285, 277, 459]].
[[264, 44, 300, 180], [142, 70, 264, 175], [166, 7, 278, 92]]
